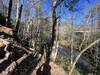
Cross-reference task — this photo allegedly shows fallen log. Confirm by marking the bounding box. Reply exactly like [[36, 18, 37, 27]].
[[0, 25, 35, 52], [0, 25, 14, 36], [0, 39, 10, 63], [0, 38, 9, 47], [0, 54, 29, 75], [0, 51, 10, 64], [0, 38, 32, 53]]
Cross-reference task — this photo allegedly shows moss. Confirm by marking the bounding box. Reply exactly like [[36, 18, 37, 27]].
[[55, 55, 70, 73], [55, 56, 68, 65], [62, 64, 69, 72], [72, 69, 81, 75]]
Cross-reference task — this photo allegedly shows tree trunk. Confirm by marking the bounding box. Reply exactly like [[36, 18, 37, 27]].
[[51, 0, 57, 47], [15, 4, 23, 33], [16, 0, 20, 23], [7, 0, 13, 27], [50, 0, 57, 61]]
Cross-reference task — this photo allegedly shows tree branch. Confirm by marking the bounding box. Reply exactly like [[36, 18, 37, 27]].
[[69, 38, 100, 75]]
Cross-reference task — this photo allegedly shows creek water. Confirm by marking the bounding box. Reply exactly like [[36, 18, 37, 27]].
[[57, 47, 90, 72]]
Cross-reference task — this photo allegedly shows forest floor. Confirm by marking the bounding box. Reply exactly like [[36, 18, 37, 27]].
[[0, 26, 66, 75]]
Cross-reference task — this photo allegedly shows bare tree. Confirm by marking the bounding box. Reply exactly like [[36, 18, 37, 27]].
[[51, 0, 57, 47], [15, 0, 23, 33], [16, 0, 20, 23], [69, 38, 100, 75], [7, 0, 13, 27]]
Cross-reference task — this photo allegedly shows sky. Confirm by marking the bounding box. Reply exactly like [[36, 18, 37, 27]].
[[55, 0, 100, 25], [1, 0, 100, 24], [21, 0, 100, 25], [40, 0, 99, 25], [73, 0, 100, 25]]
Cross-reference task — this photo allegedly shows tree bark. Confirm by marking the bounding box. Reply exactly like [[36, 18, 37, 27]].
[[7, 0, 13, 27], [0, 38, 10, 47], [15, 4, 23, 33], [1, 54, 29, 75], [51, 0, 57, 47], [16, 0, 20, 23]]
